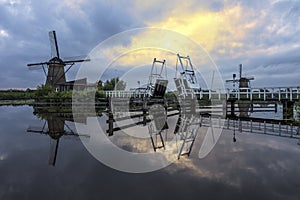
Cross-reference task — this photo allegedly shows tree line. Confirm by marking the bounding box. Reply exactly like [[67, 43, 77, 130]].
[[0, 77, 126, 100], [96, 77, 126, 91]]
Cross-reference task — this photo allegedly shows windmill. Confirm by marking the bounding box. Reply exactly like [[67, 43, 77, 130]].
[[226, 64, 254, 88], [27, 31, 90, 91], [226, 64, 255, 117]]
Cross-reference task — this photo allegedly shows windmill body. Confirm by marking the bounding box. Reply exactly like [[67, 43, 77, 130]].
[[226, 64, 254, 89], [46, 57, 66, 87]]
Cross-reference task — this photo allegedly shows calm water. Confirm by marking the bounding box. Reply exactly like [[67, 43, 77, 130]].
[[0, 106, 300, 200], [250, 104, 283, 119]]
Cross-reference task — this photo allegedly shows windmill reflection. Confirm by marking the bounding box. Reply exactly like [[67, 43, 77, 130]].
[[27, 111, 89, 166]]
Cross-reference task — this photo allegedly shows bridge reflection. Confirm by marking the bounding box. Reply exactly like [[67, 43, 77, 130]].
[[27, 100, 299, 166]]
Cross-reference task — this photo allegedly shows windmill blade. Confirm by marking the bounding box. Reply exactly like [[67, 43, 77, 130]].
[[27, 62, 49, 77], [27, 126, 46, 134], [226, 80, 234, 83], [49, 30, 60, 58], [226, 79, 239, 83], [48, 139, 59, 166], [27, 61, 49, 67], [28, 65, 43, 71], [63, 55, 90, 65], [245, 76, 255, 80], [27, 121, 48, 134], [64, 58, 91, 64]]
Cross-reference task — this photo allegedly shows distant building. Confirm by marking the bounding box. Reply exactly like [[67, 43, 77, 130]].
[[56, 78, 96, 91]]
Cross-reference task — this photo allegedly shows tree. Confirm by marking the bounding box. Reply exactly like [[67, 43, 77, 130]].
[[96, 80, 103, 90], [35, 84, 55, 97], [103, 77, 126, 90]]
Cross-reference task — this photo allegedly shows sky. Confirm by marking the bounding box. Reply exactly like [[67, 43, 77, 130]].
[[0, 0, 300, 89]]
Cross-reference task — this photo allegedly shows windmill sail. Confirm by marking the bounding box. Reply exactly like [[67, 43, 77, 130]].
[[49, 30, 60, 58], [64, 58, 91, 64], [48, 139, 59, 166], [27, 61, 49, 67]]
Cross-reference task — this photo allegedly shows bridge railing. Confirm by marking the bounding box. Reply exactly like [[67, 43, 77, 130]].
[[225, 87, 300, 101], [103, 87, 300, 101], [104, 90, 150, 98], [192, 87, 300, 101], [194, 89, 225, 100]]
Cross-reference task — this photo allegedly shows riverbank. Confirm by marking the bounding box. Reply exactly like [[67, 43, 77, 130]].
[[0, 99, 35, 106]]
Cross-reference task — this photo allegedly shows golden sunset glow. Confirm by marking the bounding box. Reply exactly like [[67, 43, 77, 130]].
[[100, 4, 249, 68], [144, 4, 247, 52]]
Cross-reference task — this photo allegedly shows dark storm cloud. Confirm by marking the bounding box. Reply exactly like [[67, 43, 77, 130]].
[[0, 0, 144, 88]]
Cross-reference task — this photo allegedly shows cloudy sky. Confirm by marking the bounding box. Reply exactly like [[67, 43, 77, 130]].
[[0, 0, 300, 89]]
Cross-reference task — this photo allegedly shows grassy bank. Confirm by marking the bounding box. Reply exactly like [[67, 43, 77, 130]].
[[0, 90, 36, 100]]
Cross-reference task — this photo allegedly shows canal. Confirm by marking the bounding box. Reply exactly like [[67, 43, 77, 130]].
[[0, 105, 300, 200]]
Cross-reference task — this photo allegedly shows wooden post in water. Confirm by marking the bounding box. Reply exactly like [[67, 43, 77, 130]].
[[107, 111, 114, 136], [143, 99, 148, 126]]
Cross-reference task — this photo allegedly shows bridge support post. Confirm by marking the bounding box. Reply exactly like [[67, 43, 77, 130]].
[[250, 102, 254, 113], [282, 100, 294, 121], [228, 100, 235, 117]]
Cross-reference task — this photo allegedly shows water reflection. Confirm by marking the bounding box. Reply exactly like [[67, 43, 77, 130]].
[[27, 99, 300, 168], [28, 109, 89, 166], [103, 93, 204, 162], [1, 106, 300, 199], [104, 106, 200, 159]]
